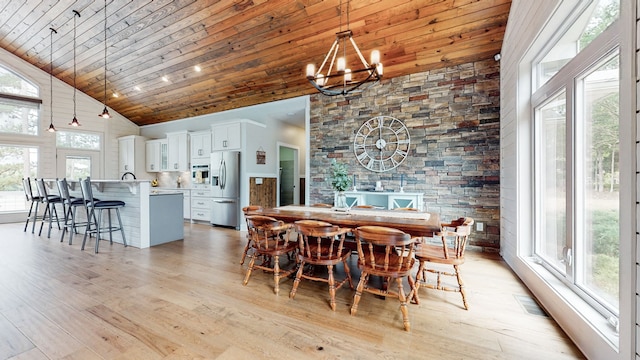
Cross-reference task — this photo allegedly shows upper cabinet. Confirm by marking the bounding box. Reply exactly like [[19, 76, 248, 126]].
[[146, 139, 168, 172], [167, 131, 189, 172], [212, 123, 241, 151], [190, 130, 212, 161], [118, 135, 147, 178]]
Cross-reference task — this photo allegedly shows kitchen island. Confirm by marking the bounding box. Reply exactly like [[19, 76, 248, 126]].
[[63, 180, 184, 248]]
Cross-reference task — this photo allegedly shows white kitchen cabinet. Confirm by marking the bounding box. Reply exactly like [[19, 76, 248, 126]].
[[145, 139, 160, 172], [118, 135, 147, 178], [212, 123, 241, 151], [166, 131, 189, 172], [190, 130, 212, 161], [191, 187, 213, 222], [183, 190, 191, 219], [146, 139, 168, 172]]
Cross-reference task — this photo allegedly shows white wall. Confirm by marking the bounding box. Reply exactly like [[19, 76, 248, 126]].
[[500, 1, 634, 359], [0, 47, 140, 180], [0, 47, 140, 223]]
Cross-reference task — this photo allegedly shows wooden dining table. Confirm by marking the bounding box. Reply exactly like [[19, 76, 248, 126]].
[[246, 205, 441, 238]]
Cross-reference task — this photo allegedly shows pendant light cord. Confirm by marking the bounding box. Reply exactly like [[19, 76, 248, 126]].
[[49, 27, 57, 130], [103, 0, 107, 107], [73, 10, 79, 119]]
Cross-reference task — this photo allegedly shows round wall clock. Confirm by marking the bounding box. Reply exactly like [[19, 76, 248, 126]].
[[353, 115, 410, 172]]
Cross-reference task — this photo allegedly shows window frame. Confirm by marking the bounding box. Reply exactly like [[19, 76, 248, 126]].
[[0, 64, 42, 136], [531, 18, 620, 319]]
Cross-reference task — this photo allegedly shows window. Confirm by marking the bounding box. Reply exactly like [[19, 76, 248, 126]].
[[56, 131, 101, 151], [0, 65, 41, 136], [532, 0, 619, 319], [0, 145, 38, 212], [536, 0, 620, 89], [55, 131, 101, 180]]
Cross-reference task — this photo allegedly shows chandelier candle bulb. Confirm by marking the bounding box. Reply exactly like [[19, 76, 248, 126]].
[[344, 69, 352, 82], [337, 57, 346, 72], [376, 63, 384, 75], [306, 64, 315, 78], [371, 50, 380, 65]]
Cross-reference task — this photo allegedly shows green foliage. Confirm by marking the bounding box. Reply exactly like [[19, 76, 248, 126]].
[[591, 209, 619, 299], [578, 0, 620, 50], [329, 160, 352, 192], [591, 209, 619, 257], [591, 253, 619, 298]]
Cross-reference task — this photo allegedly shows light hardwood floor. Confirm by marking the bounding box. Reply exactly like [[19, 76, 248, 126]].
[[0, 222, 584, 359]]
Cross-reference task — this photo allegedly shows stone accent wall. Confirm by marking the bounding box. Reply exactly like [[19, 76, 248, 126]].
[[309, 59, 500, 251]]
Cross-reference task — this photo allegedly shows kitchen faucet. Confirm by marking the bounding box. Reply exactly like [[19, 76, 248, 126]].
[[121, 172, 136, 180]]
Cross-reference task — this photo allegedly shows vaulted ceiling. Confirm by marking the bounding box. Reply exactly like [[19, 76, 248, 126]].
[[0, 0, 511, 126]]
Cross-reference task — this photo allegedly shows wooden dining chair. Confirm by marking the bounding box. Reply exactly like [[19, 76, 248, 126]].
[[290, 220, 354, 310], [351, 226, 418, 331], [413, 217, 474, 310], [351, 204, 375, 209], [243, 215, 298, 295], [240, 205, 262, 265]]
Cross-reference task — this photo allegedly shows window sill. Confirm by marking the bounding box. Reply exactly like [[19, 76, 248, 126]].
[[514, 256, 619, 358]]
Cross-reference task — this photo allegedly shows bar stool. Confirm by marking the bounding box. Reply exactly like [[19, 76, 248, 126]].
[[35, 178, 62, 238], [22, 177, 42, 233], [80, 177, 127, 253], [56, 178, 89, 245]]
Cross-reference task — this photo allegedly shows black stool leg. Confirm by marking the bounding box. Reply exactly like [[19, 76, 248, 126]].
[[116, 208, 127, 247], [31, 201, 39, 234]]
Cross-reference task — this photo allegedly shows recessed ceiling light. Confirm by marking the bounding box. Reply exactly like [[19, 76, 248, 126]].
[[112, 92, 119, 98], [162, 76, 169, 82], [134, 86, 141, 91], [194, 65, 201, 72]]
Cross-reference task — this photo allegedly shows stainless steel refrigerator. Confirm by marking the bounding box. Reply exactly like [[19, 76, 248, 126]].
[[210, 151, 240, 229]]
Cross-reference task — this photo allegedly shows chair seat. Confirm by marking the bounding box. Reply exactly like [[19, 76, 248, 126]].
[[254, 240, 298, 256], [300, 244, 351, 265], [415, 244, 465, 265], [65, 198, 87, 206], [46, 195, 62, 202], [92, 200, 125, 208], [359, 253, 416, 277]]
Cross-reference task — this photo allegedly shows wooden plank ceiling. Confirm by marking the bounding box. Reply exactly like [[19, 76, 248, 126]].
[[0, 0, 511, 126]]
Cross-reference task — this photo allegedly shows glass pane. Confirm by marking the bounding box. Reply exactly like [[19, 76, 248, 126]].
[[0, 65, 38, 97], [537, 0, 619, 88], [0, 98, 39, 135], [0, 145, 38, 212], [56, 131, 101, 150], [65, 156, 91, 180], [577, 55, 619, 310], [536, 91, 567, 274]]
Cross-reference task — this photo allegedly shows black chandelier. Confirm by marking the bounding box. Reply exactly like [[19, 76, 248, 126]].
[[305, 0, 382, 96]]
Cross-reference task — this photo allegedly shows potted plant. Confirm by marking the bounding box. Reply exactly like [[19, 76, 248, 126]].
[[329, 159, 352, 208]]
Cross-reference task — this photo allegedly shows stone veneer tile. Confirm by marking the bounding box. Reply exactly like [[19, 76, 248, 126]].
[[309, 58, 501, 251]]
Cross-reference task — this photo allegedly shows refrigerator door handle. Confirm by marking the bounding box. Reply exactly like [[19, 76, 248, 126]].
[[221, 159, 226, 190]]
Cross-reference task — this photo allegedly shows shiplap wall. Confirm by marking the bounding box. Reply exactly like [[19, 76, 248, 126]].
[[501, 1, 635, 359], [0, 47, 139, 180]]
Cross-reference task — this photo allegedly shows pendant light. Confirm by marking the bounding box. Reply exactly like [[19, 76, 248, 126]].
[[47, 27, 57, 133], [69, 10, 81, 126], [98, 0, 110, 119]]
